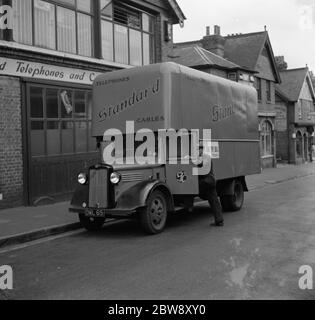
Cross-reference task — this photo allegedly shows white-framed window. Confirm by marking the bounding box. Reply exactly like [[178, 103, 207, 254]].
[[260, 120, 273, 156], [100, 0, 156, 66], [13, 0, 93, 57]]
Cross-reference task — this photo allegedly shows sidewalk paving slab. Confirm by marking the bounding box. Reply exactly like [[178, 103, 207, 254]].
[[1, 162, 315, 249]]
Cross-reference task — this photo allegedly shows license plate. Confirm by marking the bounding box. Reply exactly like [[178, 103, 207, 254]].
[[85, 209, 106, 218]]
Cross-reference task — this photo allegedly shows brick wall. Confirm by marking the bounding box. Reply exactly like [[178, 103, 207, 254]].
[[275, 100, 289, 162], [0, 76, 24, 209]]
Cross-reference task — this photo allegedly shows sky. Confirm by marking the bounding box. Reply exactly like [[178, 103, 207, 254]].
[[173, 0, 315, 72]]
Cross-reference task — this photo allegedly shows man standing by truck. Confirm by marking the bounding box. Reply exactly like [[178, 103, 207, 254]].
[[198, 145, 224, 227]]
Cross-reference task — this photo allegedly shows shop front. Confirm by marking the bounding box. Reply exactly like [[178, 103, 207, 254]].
[[0, 57, 107, 206]]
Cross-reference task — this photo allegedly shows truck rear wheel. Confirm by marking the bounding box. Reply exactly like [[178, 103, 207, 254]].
[[140, 190, 168, 235], [79, 214, 105, 231], [221, 180, 244, 212]]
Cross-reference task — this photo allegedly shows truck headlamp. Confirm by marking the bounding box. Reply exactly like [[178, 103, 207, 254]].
[[110, 172, 121, 185], [78, 173, 87, 185]]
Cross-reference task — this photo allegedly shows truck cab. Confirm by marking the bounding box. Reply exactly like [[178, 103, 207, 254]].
[[69, 62, 261, 234]]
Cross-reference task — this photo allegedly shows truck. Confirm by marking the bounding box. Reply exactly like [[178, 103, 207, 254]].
[[69, 62, 261, 234]]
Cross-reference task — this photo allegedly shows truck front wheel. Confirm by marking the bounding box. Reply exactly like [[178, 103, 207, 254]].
[[79, 214, 106, 231], [220, 180, 244, 212], [140, 190, 168, 235]]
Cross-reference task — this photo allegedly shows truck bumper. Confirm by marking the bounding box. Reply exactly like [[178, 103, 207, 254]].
[[69, 207, 140, 219]]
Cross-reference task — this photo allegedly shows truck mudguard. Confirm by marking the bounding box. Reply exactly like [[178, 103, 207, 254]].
[[115, 180, 174, 212]]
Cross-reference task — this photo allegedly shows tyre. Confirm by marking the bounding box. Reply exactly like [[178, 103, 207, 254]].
[[220, 180, 244, 212], [140, 190, 168, 235], [79, 214, 106, 231]]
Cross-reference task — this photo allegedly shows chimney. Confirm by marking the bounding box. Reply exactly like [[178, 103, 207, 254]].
[[206, 26, 210, 36], [202, 25, 226, 57], [214, 25, 221, 36], [275, 56, 288, 71]]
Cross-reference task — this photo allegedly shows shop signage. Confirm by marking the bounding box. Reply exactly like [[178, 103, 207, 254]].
[[0, 57, 102, 85]]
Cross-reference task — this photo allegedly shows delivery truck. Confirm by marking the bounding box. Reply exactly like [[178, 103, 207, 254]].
[[69, 62, 261, 234]]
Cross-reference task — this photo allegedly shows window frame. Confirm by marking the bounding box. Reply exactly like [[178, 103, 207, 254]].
[[14, 0, 95, 57], [100, 0, 156, 66], [266, 80, 271, 102], [256, 77, 262, 102], [27, 82, 96, 158], [260, 120, 273, 157]]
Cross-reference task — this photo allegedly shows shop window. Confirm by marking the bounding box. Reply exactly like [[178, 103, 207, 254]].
[[61, 90, 73, 118], [47, 121, 60, 155], [75, 122, 88, 153], [260, 120, 273, 157], [101, 0, 156, 66], [46, 89, 59, 118], [30, 87, 44, 118], [74, 91, 86, 118], [31, 121, 45, 156], [61, 121, 74, 154], [13, 0, 93, 57], [28, 85, 94, 157]]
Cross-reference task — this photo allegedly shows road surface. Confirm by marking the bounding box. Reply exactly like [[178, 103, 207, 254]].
[[1, 175, 315, 300]]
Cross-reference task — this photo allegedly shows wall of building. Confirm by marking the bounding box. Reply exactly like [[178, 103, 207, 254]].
[[258, 79, 276, 113], [0, 76, 23, 209], [0, 0, 183, 209], [209, 68, 228, 79], [275, 99, 289, 162]]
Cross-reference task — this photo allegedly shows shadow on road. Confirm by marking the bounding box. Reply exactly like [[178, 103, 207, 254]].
[[76, 205, 226, 240]]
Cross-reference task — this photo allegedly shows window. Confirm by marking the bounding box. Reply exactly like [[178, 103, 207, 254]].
[[29, 85, 96, 157], [300, 99, 313, 120], [260, 121, 273, 157], [266, 80, 271, 102], [13, 0, 94, 57], [101, 0, 156, 66], [228, 73, 237, 82], [256, 77, 262, 101]]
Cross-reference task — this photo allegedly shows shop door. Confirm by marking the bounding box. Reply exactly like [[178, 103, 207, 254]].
[[26, 83, 99, 205]]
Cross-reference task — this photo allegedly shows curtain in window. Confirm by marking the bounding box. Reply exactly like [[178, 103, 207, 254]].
[[101, 20, 114, 61], [78, 13, 92, 56], [129, 29, 142, 66], [57, 6, 76, 54], [34, 0, 56, 49], [77, 0, 92, 13], [143, 33, 150, 65], [114, 25, 128, 64], [13, 0, 33, 45]]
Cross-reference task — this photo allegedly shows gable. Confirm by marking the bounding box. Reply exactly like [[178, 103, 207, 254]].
[[256, 46, 276, 82], [223, 32, 280, 83], [299, 79, 313, 101], [141, 0, 185, 24]]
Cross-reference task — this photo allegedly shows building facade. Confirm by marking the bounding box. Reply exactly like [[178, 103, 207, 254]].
[[0, 0, 185, 208], [174, 27, 281, 169], [275, 67, 315, 164]]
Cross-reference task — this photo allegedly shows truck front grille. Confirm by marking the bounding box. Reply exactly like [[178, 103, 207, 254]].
[[89, 167, 109, 208]]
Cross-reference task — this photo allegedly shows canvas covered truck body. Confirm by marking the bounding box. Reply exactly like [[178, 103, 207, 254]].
[[70, 62, 261, 234]]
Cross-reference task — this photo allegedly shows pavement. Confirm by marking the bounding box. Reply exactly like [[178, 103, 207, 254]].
[[1, 162, 315, 249]]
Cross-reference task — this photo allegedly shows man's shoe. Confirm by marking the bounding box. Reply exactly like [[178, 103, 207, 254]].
[[210, 221, 224, 227]]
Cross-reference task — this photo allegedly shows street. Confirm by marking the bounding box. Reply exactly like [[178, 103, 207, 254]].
[[1, 174, 315, 300]]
